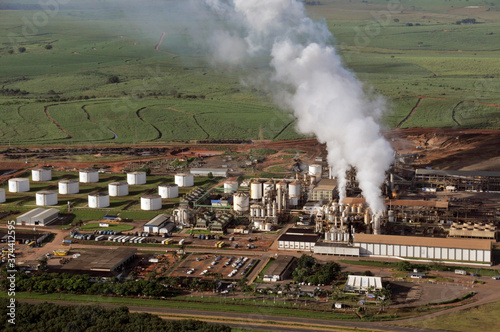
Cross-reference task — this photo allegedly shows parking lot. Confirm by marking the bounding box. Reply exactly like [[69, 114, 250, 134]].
[[171, 253, 260, 281]]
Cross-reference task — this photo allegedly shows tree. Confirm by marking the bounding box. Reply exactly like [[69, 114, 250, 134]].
[[45, 44, 53, 50], [398, 261, 412, 272], [18, 46, 26, 53], [107, 75, 120, 84], [207, 172, 214, 179], [8, 49, 14, 54]]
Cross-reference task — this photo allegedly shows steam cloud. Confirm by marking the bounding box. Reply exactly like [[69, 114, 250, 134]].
[[196, 0, 393, 215]]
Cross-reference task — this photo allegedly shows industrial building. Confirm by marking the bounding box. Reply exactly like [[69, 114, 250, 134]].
[[354, 234, 492, 265], [449, 222, 497, 240], [0, 188, 5, 203], [415, 169, 500, 192], [313, 242, 360, 256], [190, 168, 228, 178], [277, 228, 319, 251], [263, 255, 296, 282], [16, 208, 59, 226], [52, 247, 137, 277], [309, 178, 337, 202], [344, 275, 383, 293], [144, 214, 172, 233]]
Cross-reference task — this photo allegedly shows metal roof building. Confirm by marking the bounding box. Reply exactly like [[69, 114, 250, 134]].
[[415, 169, 500, 192], [144, 214, 171, 233], [344, 275, 383, 293], [190, 168, 228, 178], [16, 208, 59, 226], [354, 234, 492, 265], [263, 255, 297, 282]]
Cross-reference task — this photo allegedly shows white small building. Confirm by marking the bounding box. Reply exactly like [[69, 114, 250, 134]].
[[58, 179, 79, 194], [141, 194, 162, 211], [158, 183, 179, 198], [144, 214, 171, 233], [32, 167, 52, 182], [344, 275, 383, 293], [127, 171, 147, 185], [36, 190, 58, 206], [0, 188, 5, 203], [17, 208, 59, 226], [88, 192, 110, 208], [174, 173, 194, 187], [8, 178, 30, 193], [108, 182, 129, 197], [79, 168, 99, 183]]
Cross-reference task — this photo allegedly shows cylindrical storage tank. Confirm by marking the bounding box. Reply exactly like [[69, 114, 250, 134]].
[[0, 188, 5, 203], [289, 197, 299, 207], [158, 183, 179, 198], [388, 210, 395, 222], [263, 181, 274, 196], [141, 194, 162, 211], [224, 181, 238, 194], [36, 190, 58, 206], [357, 205, 363, 214], [276, 181, 287, 191], [308, 164, 322, 177], [32, 167, 52, 182], [109, 182, 129, 197], [254, 220, 263, 229], [233, 192, 250, 213], [250, 181, 262, 200], [175, 173, 194, 187], [263, 223, 272, 231], [288, 182, 301, 198], [79, 169, 99, 183], [127, 171, 147, 185], [88, 192, 110, 208], [58, 179, 79, 195], [251, 204, 260, 217], [8, 178, 29, 193]]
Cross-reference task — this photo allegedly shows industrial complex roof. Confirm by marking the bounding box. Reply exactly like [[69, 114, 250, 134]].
[[278, 233, 319, 243], [354, 234, 492, 250], [416, 169, 500, 177], [264, 255, 295, 277], [145, 214, 170, 227], [341, 197, 448, 208], [58, 248, 137, 273], [312, 178, 337, 191]]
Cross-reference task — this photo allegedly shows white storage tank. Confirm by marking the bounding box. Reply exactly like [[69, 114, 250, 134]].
[[288, 197, 299, 207], [309, 164, 322, 177], [0, 188, 5, 203], [158, 183, 179, 198], [141, 194, 162, 211], [88, 192, 110, 208], [250, 181, 262, 200], [32, 167, 52, 182], [263, 223, 272, 232], [127, 171, 147, 185], [288, 182, 301, 198], [254, 220, 263, 229], [58, 179, 79, 195], [36, 190, 58, 206], [224, 181, 238, 194], [175, 173, 194, 187], [233, 192, 250, 213], [109, 182, 129, 197], [8, 178, 29, 193], [276, 181, 287, 191], [79, 168, 99, 183]]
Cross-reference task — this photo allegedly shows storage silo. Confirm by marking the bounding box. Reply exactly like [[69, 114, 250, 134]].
[[32, 167, 52, 182], [250, 181, 262, 200], [0, 188, 5, 203], [8, 178, 30, 193], [141, 194, 162, 211], [109, 182, 129, 197], [308, 164, 322, 177], [88, 192, 110, 208], [36, 190, 58, 206], [158, 183, 179, 198], [233, 192, 250, 213], [79, 168, 99, 183], [263, 223, 272, 231], [224, 181, 238, 194], [288, 182, 301, 197], [127, 171, 147, 185], [175, 173, 194, 187], [58, 179, 79, 195]]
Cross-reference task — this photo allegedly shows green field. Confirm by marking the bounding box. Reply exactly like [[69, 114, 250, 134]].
[[79, 222, 134, 232], [1, 0, 499, 145]]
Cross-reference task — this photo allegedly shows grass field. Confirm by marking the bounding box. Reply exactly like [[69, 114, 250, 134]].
[[1, 0, 499, 145], [79, 222, 134, 232], [396, 300, 500, 331]]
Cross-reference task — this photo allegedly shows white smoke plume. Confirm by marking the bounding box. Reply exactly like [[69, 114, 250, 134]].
[[200, 0, 393, 215]]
